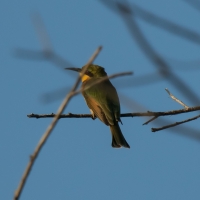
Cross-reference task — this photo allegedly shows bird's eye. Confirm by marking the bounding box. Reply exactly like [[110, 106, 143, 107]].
[[86, 70, 93, 77]]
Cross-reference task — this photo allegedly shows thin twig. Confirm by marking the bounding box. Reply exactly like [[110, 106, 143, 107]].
[[100, 0, 200, 45], [45, 71, 133, 105], [183, 0, 200, 13], [14, 48, 77, 72], [131, 2, 200, 45], [100, 0, 200, 105], [165, 88, 189, 109], [152, 114, 200, 132], [32, 12, 53, 53], [14, 46, 102, 200], [41, 72, 163, 105], [143, 116, 158, 125], [15, 13, 76, 71], [78, 71, 133, 93], [27, 105, 200, 119]]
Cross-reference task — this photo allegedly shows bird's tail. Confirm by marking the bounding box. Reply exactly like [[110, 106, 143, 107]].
[[109, 123, 130, 148]]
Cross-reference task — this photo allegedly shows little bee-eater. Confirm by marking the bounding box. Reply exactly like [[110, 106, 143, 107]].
[[66, 64, 130, 148]]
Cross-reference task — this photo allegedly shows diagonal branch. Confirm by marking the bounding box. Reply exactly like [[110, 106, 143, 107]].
[[100, 0, 200, 105], [152, 114, 200, 132], [165, 88, 189, 109], [143, 116, 158, 125], [100, 0, 200, 45], [13, 46, 102, 200]]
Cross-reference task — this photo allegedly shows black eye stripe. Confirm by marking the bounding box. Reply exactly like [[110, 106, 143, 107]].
[[86, 71, 94, 77]]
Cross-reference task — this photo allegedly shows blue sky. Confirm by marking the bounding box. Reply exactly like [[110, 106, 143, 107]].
[[1, 0, 200, 199]]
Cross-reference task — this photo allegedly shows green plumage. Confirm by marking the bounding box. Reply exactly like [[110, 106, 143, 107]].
[[65, 64, 130, 148]]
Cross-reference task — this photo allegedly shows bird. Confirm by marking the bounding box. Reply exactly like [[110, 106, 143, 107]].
[[65, 64, 130, 148]]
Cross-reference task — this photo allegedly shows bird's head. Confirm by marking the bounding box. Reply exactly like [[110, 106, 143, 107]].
[[65, 64, 107, 82]]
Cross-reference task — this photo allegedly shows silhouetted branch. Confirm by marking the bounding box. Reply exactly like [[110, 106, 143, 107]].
[[167, 58, 200, 70], [14, 3, 200, 199], [41, 72, 163, 104], [119, 92, 200, 141], [131, 2, 200, 45], [152, 114, 200, 132], [143, 116, 158, 125], [100, 0, 200, 105], [32, 12, 53, 52], [41, 71, 132, 103], [14, 46, 102, 200], [78, 71, 133, 94], [27, 105, 200, 119], [15, 12, 76, 71], [15, 48, 76, 71], [183, 0, 200, 12], [40, 86, 71, 104], [100, 0, 200, 45], [27, 105, 200, 133]]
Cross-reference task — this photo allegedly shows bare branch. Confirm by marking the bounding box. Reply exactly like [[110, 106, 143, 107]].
[[27, 105, 200, 119], [165, 88, 189, 109], [152, 114, 200, 132], [15, 12, 77, 71], [78, 71, 133, 94], [14, 48, 77, 71], [143, 116, 158, 125], [131, 2, 200, 45], [14, 46, 102, 200], [41, 72, 163, 105], [100, 0, 200, 105], [28, 113, 93, 119], [183, 0, 200, 13], [100, 0, 200, 45], [31, 12, 53, 53], [46, 71, 133, 107]]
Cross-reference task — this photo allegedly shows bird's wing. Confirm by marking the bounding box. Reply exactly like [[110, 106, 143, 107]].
[[83, 92, 109, 126], [82, 79, 120, 126]]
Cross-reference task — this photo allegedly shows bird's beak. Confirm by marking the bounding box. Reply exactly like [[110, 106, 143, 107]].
[[65, 67, 93, 77], [65, 67, 82, 73]]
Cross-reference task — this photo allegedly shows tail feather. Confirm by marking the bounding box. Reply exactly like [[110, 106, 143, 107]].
[[111, 135, 121, 148], [109, 123, 130, 148]]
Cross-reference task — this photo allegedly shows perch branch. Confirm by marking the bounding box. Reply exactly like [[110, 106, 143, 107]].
[[27, 106, 200, 119]]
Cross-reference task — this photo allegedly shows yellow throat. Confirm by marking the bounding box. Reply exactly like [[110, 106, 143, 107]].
[[81, 74, 91, 82]]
